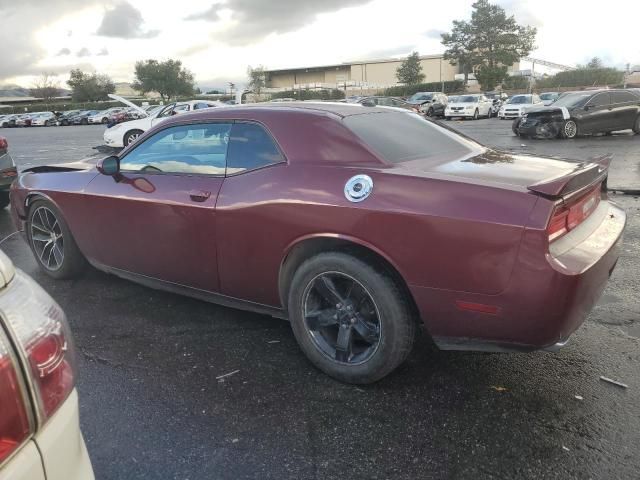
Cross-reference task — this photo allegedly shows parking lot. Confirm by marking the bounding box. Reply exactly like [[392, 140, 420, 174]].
[[1, 122, 639, 479]]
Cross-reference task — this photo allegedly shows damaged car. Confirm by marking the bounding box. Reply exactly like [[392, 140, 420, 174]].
[[513, 89, 640, 139]]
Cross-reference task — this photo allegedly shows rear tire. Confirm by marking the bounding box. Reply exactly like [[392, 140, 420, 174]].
[[101, 117, 108, 124], [288, 252, 417, 384], [633, 115, 640, 134], [27, 199, 86, 279]]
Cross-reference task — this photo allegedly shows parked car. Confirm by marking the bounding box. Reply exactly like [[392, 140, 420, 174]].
[[69, 110, 99, 126], [539, 92, 560, 106], [10, 103, 625, 384], [405, 92, 447, 117], [0, 249, 94, 479], [15, 114, 34, 127], [444, 94, 493, 120], [103, 97, 226, 147], [269, 98, 297, 102], [57, 110, 82, 126], [498, 94, 543, 119], [514, 89, 640, 139], [30, 112, 58, 127], [1, 115, 18, 128], [358, 96, 419, 112], [0, 137, 17, 208], [484, 91, 508, 117], [88, 108, 127, 125]]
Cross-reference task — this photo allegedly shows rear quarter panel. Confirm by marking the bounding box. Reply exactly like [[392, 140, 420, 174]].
[[216, 163, 538, 307]]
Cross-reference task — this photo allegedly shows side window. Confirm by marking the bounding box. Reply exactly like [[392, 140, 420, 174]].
[[120, 123, 231, 175], [173, 104, 190, 114], [194, 102, 213, 110], [589, 93, 610, 108], [226, 123, 285, 174], [612, 91, 638, 104]]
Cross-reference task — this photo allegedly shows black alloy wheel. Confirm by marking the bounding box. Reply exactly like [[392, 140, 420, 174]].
[[302, 272, 381, 364]]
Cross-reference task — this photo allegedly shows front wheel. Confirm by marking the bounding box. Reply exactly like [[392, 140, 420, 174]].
[[425, 107, 434, 117], [561, 119, 579, 139], [512, 118, 522, 136], [101, 117, 109, 124], [288, 252, 417, 384], [472, 109, 479, 120], [124, 129, 144, 146], [27, 200, 86, 279]]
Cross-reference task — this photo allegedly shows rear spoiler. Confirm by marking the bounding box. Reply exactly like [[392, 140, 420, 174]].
[[527, 154, 611, 198]]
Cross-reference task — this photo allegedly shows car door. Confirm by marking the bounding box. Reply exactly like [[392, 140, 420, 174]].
[[581, 92, 613, 133], [610, 91, 639, 130], [215, 122, 288, 305], [479, 96, 491, 116], [82, 121, 232, 291]]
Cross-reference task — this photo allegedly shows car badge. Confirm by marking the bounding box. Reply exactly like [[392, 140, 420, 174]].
[[344, 175, 373, 203]]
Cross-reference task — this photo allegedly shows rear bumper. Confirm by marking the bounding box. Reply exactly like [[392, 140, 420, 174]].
[[411, 201, 625, 352]]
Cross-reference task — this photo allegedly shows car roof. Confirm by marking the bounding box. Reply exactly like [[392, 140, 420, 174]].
[[180, 102, 389, 119]]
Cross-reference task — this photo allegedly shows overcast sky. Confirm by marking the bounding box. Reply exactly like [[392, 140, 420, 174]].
[[0, 0, 638, 88]]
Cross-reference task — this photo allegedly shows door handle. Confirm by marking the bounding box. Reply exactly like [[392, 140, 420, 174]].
[[189, 190, 211, 202]]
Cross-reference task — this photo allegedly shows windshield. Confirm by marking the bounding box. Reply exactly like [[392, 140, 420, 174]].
[[408, 93, 433, 102], [458, 95, 480, 103], [344, 111, 481, 164], [552, 93, 592, 108], [146, 106, 163, 116], [507, 95, 532, 104]]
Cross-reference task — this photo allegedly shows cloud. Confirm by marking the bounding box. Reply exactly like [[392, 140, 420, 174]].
[[56, 48, 72, 56], [76, 47, 91, 57], [424, 29, 445, 40], [184, 5, 220, 22], [0, 1, 100, 81], [96, 1, 160, 39], [97, 48, 109, 56], [495, 0, 543, 29], [188, 0, 373, 46]]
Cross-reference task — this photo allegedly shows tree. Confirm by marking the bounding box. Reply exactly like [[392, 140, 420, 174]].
[[66, 69, 115, 102], [247, 65, 267, 96], [441, 0, 537, 90], [30, 72, 61, 101], [586, 57, 603, 69], [396, 52, 425, 85], [132, 59, 195, 101]]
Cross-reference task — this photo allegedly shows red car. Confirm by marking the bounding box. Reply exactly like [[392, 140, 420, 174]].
[[9, 104, 625, 384]]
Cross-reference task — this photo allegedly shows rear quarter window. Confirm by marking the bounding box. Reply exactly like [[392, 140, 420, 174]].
[[343, 112, 480, 164]]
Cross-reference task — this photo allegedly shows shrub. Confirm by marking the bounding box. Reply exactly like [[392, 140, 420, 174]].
[[383, 81, 464, 97], [501, 76, 529, 90]]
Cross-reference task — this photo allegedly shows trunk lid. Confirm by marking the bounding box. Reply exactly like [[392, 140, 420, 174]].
[[404, 149, 609, 198]]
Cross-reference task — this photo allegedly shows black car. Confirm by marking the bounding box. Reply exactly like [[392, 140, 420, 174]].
[[0, 137, 17, 208], [514, 89, 640, 139], [1, 115, 18, 128], [358, 96, 419, 112], [57, 110, 82, 126], [405, 91, 448, 117], [69, 110, 99, 125]]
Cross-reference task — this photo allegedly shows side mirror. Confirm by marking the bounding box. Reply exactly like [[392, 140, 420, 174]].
[[584, 104, 592, 111], [97, 155, 120, 176]]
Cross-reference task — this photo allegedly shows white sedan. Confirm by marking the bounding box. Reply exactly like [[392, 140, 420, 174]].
[[87, 107, 127, 125], [0, 249, 94, 480], [444, 94, 492, 120], [498, 94, 543, 119], [29, 112, 57, 127], [103, 97, 226, 148]]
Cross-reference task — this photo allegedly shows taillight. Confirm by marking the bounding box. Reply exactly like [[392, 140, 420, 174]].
[[0, 328, 31, 464], [0, 138, 7, 150], [0, 271, 76, 424], [547, 184, 602, 242]]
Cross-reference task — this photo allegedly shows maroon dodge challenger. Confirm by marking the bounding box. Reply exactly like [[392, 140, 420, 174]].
[[10, 103, 625, 384]]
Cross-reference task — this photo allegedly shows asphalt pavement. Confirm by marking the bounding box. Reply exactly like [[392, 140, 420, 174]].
[[0, 123, 638, 479]]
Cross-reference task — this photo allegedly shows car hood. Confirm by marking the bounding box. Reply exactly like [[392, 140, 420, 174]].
[[23, 157, 98, 174], [393, 148, 602, 194], [108, 94, 148, 116], [502, 103, 535, 108], [447, 102, 479, 108]]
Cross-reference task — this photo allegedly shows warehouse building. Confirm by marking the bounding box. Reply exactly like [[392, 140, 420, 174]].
[[264, 54, 573, 91]]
